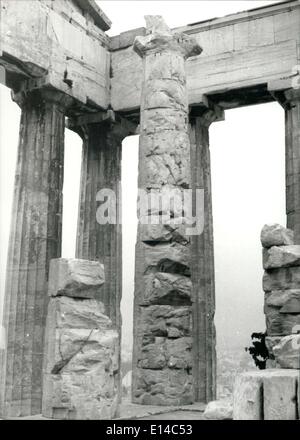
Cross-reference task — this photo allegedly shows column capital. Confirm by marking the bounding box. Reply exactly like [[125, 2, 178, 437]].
[[133, 15, 202, 59], [67, 110, 138, 141], [12, 86, 74, 112], [268, 78, 300, 109], [190, 96, 225, 127], [284, 88, 300, 105]]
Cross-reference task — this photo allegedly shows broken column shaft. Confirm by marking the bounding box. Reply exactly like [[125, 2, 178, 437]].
[[132, 16, 202, 405]]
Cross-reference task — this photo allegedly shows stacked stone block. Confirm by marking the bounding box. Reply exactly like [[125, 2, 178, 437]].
[[42, 259, 119, 420], [131, 16, 202, 405], [233, 224, 300, 420], [261, 224, 300, 368], [233, 370, 299, 420]]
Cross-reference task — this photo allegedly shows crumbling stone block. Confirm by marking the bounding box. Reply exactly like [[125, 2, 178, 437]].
[[263, 266, 300, 292], [263, 245, 300, 269], [265, 336, 283, 360], [136, 336, 192, 370], [204, 400, 233, 420], [139, 273, 192, 306], [261, 224, 294, 248], [42, 258, 119, 420], [265, 290, 300, 308], [137, 305, 192, 338], [133, 368, 194, 406], [264, 304, 300, 335], [272, 335, 300, 369], [48, 258, 105, 299]]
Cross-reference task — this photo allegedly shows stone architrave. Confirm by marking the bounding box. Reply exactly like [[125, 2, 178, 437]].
[[131, 16, 202, 405]]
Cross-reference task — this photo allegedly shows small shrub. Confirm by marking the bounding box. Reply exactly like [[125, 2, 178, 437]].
[[245, 332, 269, 370]]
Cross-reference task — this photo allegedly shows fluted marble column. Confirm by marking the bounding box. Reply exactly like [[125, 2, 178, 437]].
[[189, 108, 223, 403], [0, 89, 72, 417], [131, 16, 202, 405], [71, 116, 136, 408], [284, 89, 300, 243], [74, 117, 135, 329]]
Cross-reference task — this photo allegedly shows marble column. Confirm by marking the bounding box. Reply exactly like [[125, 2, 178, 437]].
[[131, 16, 202, 405], [70, 115, 136, 406], [189, 108, 223, 403], [284, 89, 300, 244], [73, 116, 135, 329], [0, 89, 72, 417]]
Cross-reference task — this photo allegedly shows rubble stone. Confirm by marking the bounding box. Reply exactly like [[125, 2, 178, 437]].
[[264, 305, 300, 335], [48, 258, 105, 299], [133, 368, 194, 406], [261, 224, 294, 248], [204, 400, 233, 420], [262, 266, 300, 292], [263, 245, 300, 269], [265, 336, 283, 359], [139, 273, 192, 306], [273, 334, 300, 369], [137, 305, 192, 338], [265, 290, 300, 308]]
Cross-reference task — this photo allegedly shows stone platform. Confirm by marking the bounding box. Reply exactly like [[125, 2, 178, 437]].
[[0, 401, 206, 420]]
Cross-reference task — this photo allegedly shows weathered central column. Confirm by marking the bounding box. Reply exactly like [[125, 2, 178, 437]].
[[132, 16, 202, 405]]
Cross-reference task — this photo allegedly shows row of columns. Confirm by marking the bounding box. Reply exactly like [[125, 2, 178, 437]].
[[0, 82, 299, 415], [0, 87, 134, 417]]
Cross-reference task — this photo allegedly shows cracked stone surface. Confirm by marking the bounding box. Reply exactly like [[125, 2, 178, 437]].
[[139, 272, 192, 306], [264, 304, 300, 335], [261, 227, 300, 339], [261, 224, 294, 248], [233, 369, 299, 420], [133, 368, 194, 406], [263, 266, 300, 292], [48, 258, 105, 299], [272, 335, 300, 369], [42, 259, 119, 420], [263, 245, 300, 269], [203, 400, 233, 420]]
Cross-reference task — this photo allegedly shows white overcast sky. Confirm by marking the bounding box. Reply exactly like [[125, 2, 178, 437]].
[[0, 1, 285, 352]]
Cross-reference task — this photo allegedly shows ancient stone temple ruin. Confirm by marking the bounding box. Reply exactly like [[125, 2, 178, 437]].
[[0, 0, 299, 419]]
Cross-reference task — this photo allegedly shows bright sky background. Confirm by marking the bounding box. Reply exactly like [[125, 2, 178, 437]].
[[0, 1, 285, 354]]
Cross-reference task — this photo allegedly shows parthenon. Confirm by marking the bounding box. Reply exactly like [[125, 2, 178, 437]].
[[0, 0, 299, 420]]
